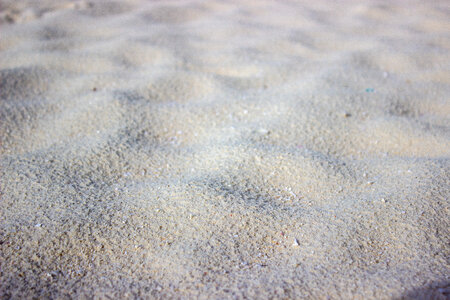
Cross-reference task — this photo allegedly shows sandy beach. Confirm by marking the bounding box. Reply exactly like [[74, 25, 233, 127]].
[[1, 0, 449, 298]]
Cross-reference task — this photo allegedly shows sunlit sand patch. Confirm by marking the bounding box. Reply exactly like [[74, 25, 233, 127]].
[[360, 118, 450, 158]]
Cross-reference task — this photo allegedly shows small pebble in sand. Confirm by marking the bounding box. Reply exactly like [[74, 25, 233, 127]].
[[381, 198, 386, 203], [35, 223, 42, 227], [367, 181, 375, 185], [342, 112, 351, 118], [292, 239, 300, 247], [257, 128, 269, 135]]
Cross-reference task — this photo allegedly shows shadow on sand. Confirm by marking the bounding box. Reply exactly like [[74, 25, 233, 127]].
[[399, 280, 449, 300]]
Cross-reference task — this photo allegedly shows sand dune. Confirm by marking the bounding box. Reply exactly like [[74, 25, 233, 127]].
[[1, 0, 449, 298]]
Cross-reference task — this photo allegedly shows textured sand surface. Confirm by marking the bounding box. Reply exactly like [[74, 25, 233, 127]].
[[1, 0, 449, 299]]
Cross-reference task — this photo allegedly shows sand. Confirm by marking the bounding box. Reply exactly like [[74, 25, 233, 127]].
[[1, 0, 449, 298]]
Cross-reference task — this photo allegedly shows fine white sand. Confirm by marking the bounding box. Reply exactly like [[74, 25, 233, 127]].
[[1, 0, 449, 298]]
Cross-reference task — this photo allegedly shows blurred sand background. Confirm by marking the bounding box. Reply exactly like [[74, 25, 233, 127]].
[[1, 0, 449, 298]]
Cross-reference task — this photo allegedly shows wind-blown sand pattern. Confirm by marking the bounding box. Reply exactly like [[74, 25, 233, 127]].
[[1, 0, 449, 298]]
